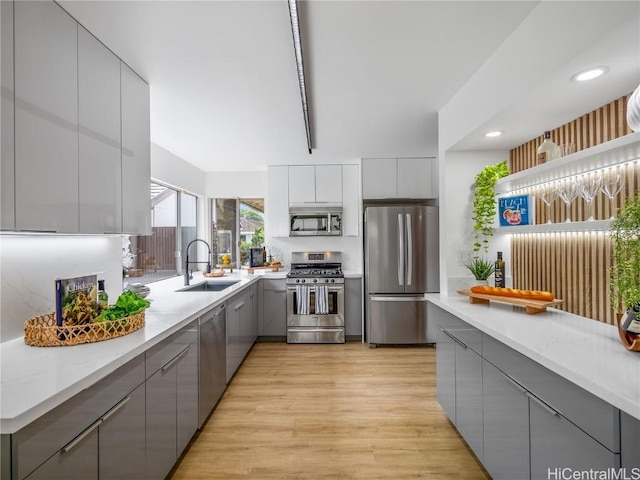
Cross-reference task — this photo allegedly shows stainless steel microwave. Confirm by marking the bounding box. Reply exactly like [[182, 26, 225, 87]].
[[289, 205, 342, 236]]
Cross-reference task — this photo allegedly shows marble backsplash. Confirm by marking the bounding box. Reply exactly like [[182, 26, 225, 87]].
[[1, 235, 122, 342]]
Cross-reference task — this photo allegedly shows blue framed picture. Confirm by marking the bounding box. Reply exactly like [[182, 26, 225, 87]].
[[498, 194, 534, 227]]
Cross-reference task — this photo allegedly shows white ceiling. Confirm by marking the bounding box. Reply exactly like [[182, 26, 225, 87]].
[[58, 1, 639, 173]]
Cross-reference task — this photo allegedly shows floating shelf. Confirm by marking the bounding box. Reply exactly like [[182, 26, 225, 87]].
[[495, 132, 640, 194], [495, 219, 612, 234]]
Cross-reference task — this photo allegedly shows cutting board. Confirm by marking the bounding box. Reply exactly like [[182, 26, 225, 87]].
[[457, 290, 563, 314]]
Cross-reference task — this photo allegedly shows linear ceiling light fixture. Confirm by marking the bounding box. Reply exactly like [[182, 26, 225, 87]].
[[288, 0, 312, 154]]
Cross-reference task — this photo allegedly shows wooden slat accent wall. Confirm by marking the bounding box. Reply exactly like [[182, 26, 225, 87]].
[[509, 94, 632, 173], [507, 94, 638, 324]]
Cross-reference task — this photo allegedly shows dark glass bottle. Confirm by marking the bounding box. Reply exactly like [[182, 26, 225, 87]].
[[494, 252, 505, 288]]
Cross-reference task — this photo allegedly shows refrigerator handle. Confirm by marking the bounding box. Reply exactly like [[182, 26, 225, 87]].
[[406, 213, 412, 286], [398, 213, 404, 286]]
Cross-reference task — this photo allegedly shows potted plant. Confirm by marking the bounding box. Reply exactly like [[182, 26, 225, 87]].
[[609, 195, 640, 351], [464, 256, 495, 285], [471, 160, 510, 254]]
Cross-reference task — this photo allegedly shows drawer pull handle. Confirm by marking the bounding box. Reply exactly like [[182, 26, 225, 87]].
[[440, 328, 468, 349], [101, 396, 131, 423], [162, 345, 190, 372], [503, 374, 526, 394], [62, 418, 102, 453], [234, 301, 246, 311], [526, 392, 560, 416]]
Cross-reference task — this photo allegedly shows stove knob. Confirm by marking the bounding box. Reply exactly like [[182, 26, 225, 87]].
[[301, 279, 306, 283], [296, 279, 300, 284], [313, 279, 318, 283], [330, 279, 335, 283]]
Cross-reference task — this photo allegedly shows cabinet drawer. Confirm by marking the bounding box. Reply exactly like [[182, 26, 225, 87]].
[[13, 353, 145, 479], [443, 328, 482, 355], [428, 303, 471, 330], [262, 279, 285, 292], [483, 334, 620, 452], [146, 320, 197, 377]]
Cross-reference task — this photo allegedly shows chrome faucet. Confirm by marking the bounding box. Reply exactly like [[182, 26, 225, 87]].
[[184, 239, 212, 286]]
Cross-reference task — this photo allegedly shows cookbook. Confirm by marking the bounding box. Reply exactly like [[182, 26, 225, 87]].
[[55, 274, 98, 326]]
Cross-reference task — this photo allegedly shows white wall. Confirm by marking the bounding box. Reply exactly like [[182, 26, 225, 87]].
[[0, 235, 123, 342], [437, 149, 510, 296], [266, 236, 363, 273], [205, 171, 267, 199], [151, 142, 206, 196]]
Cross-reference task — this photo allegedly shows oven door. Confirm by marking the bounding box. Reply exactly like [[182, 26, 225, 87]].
[[286, 284, 345, 327]]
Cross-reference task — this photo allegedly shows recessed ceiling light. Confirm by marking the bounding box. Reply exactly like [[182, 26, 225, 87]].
[[485, 131, 503, 138], [570, 66, 609, 83]]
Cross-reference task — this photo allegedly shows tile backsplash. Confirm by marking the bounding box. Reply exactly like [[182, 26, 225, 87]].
[[1, 235, 122, 342]]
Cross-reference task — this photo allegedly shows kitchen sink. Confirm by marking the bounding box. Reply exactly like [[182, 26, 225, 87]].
[[177, 281, 240, 292]]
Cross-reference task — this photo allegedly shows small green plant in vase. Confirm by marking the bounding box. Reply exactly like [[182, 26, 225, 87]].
[[610, 195, 640, 351], [464, 256, 495, 286]]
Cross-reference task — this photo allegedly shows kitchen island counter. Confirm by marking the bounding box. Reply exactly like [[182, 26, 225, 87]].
[[427, 293, 640, 421], [0, 271, 260, 434]]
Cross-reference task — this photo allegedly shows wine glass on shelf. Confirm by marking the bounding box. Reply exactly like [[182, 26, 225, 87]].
[[555, 178, 580, 223], [601, 169, 624, 219], [538, 183, 558, 224], [579, 172, 603, 221]]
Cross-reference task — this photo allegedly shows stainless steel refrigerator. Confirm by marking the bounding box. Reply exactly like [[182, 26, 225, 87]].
[[364, 205, 439, 346]]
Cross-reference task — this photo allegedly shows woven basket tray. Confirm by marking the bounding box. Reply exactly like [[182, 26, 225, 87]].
[[24, 311, 145, 347]]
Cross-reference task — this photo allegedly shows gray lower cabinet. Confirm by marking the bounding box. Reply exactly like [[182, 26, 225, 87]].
[[529, 392, 620, 476], [10, 353, 145, 480], [345, 277, 363, 340], [146, 321, 198, 480], [227, 288, 256, 383], [621, 412, 640, 468], [482, 359, 529, 480], [435, 327, 456, 422], [260, 279, 286, 337], [98, 383, 146, 480]]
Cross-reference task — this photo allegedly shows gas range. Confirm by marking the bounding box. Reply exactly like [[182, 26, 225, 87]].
[[286, 251, 344, 285]]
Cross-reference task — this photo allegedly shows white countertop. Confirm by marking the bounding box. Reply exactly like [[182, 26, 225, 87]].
[[0, 270, 276, 434], [427, 293, 640, 421]]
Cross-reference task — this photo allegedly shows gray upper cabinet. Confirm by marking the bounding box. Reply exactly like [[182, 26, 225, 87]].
[[14, 0, 79, 233], [78, 27, 122, 234], [1, 0, 15, 231], [121, 63, 151, 235], [362, 157, 436, 200]]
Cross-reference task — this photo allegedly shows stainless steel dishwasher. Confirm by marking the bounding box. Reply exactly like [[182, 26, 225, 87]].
[[198, 302, 226, 428]]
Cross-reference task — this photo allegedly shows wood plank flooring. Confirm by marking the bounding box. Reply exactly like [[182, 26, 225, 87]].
[[171, 342, 490, 480]]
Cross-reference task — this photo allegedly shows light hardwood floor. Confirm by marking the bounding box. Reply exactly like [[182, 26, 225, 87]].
[[171, 342, 490, 480]]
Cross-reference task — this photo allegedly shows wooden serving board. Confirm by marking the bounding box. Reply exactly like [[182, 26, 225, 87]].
[[247, 264, 281, 274], [457, 290, 564, 314]]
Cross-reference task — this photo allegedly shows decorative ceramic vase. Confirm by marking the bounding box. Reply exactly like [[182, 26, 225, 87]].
[[627, 84, 640, 132], [474, 279, 489, 287], [616, 307, 640, 352]]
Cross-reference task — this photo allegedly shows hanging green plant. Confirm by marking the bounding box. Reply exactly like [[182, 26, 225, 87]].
[[471, 160, 510, 253]]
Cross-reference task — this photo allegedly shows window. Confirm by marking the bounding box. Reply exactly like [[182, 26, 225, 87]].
[[211, 198, 264, 267], [126, 182, 199, 284]]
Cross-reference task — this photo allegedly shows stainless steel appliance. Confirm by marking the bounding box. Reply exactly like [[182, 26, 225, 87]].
[[198, 302, 226, 427], [286, 251, 345, 343], [364, 205, 439, 346], [289, 206, 342, 236]]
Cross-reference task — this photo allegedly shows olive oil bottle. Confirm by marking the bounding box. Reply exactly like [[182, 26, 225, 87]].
[[494, 252, 505, 288]]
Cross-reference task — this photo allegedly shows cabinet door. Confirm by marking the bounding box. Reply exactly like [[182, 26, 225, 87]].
[[226, 295, 243, 382], [121, 63, 150, 235], [1, 0, 14, 230], [435, 327, 456, 422], [397, 158, 435, 199], [529, 392, 620, 476], [14, 1, 79, 233], [266, 166, 289, 237], [288, 165, 315, 203], [177, 342, 198, 456], [482, 359, 530, 480], [315, 165, 342, 203], [260, 280, 287, 337], [454, 338, 483, 459], [249, 284, 259, 343], [25, 429, 98, 480], [621, 411, 640, 469], [146, 364, 177, 480], [345, 278, 363, 339], [78, 27, 122, 234], [362, 158, 396, 199], [99, 383, 145, 480], [342, 164, 360, 236]]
